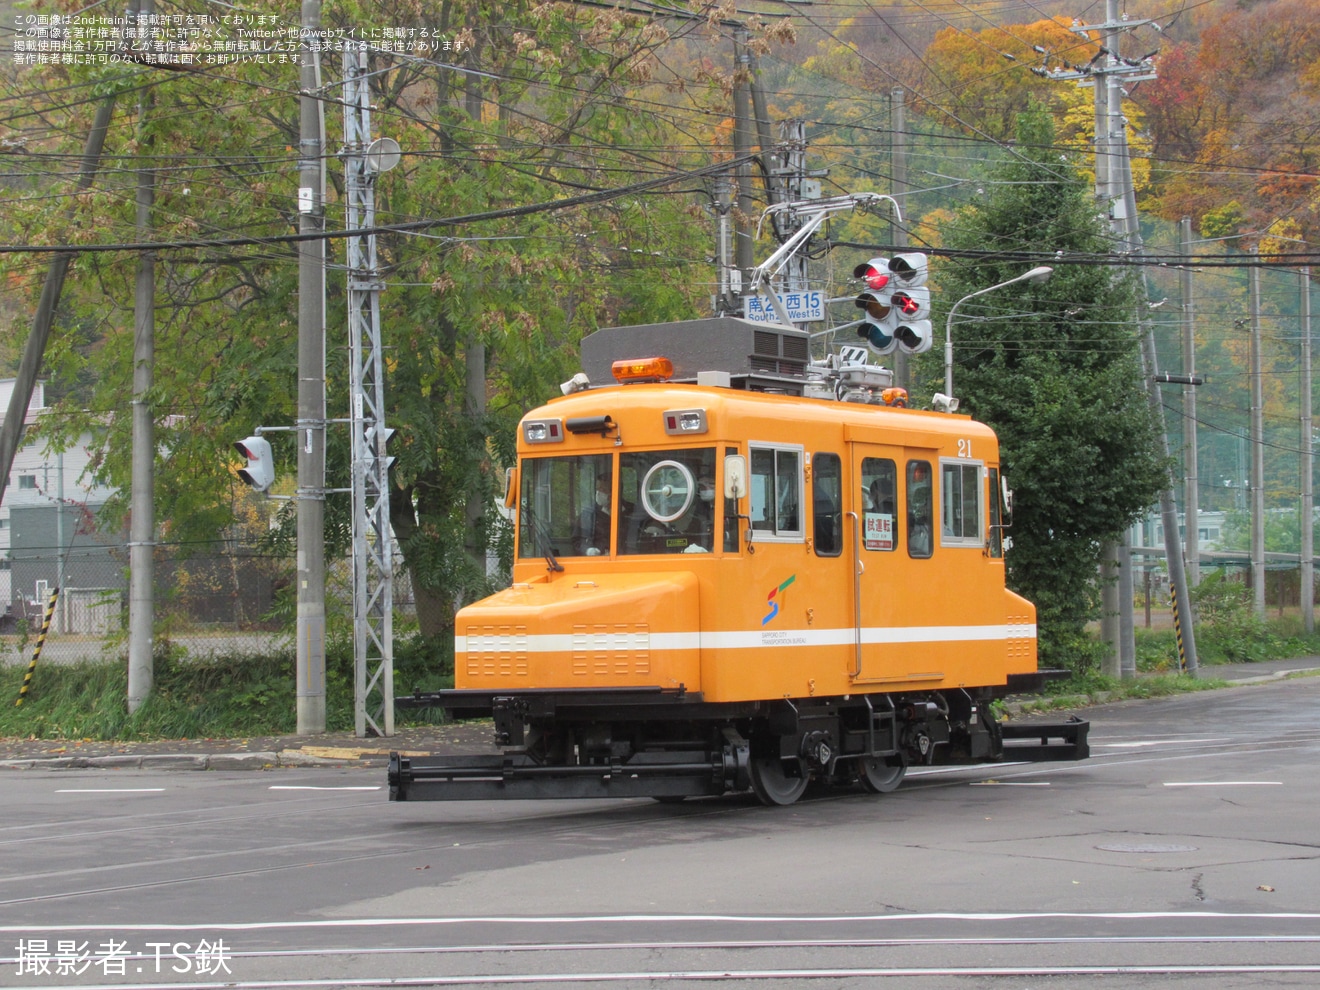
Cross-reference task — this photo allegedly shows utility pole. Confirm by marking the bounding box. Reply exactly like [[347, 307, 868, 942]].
[[343, 44, 396, 737], [1051, 0, 1196, 672], [1302, 266, 1314, 634], [1091, 74, 1109, 212], [891, 88, 910, 389], [712, 173, 734, 315], [1106, 11, 1136, 680], [731, 28, 755, 293], [1180, 217, 1199, 587], [296, 0, 327, 734], [747, 48, 779, 209], [127, 0, 156, 714], [1099, 546, 1120, 678], [1249, 249, 1265, 617]]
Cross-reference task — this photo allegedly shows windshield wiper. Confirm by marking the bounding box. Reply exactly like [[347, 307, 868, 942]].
[[528, 511, 564, 572]]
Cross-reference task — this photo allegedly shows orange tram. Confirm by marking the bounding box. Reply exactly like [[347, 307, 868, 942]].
[[390, 319, 1088, 806]]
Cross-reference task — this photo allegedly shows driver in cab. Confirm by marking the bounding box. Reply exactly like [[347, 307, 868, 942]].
[[672, 474, 716, 552], [574, 475, 613, 555]]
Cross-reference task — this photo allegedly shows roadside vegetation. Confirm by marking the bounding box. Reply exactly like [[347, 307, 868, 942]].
[[1019, 572, 1320, 712], [5, 575, 1318, 740], [0, 635, 453, 741]]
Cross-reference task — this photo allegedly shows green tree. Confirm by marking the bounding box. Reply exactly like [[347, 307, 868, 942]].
[[1, 0, 745, 652], [919, 108, 1168, 670]]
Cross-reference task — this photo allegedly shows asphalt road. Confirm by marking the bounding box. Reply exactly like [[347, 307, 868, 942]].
[[2, 676, 1319, 989]]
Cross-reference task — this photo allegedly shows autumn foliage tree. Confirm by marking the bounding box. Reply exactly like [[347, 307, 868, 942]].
[[1137, 0, 1320, 242]]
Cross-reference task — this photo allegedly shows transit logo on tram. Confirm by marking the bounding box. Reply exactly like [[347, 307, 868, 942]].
[[762, 574, 797, 626]]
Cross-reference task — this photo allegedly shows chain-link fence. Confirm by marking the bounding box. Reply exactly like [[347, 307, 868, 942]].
[[0, 539, 439, 667]]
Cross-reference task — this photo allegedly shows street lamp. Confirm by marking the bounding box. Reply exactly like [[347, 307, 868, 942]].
[[944, 266, 1054, 401]]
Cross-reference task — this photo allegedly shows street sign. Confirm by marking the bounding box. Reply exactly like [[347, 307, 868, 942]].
[[743, 290, 824, 324]]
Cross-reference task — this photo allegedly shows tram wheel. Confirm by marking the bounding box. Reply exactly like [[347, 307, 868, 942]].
[[857, 754, 906, 794], [748, 753, 809, 806]]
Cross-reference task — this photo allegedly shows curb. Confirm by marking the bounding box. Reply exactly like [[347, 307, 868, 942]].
[[0, 751, 381, 772], [1206, 666, 1320, 685]]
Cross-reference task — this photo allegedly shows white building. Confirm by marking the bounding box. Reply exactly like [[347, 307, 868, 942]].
[[0, 378, 117, 627]]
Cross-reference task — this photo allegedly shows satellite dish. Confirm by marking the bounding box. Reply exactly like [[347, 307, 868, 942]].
[[365, 137, 401, 173]]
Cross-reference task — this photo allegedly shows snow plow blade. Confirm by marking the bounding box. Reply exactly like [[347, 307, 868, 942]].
[[998, 715, 1090, 761]]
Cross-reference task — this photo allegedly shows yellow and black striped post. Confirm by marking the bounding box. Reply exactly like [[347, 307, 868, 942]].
[[15, 587, 59, 707], [1170, 582, 1188, 673]]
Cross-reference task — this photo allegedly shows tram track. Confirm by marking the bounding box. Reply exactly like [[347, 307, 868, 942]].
[[8, 921, 1320, 987], [3, 712, 1318, 913]]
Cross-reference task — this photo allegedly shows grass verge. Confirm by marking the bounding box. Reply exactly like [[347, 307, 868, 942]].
[[0, 635, 454, 740], [0, 621, 1312, 741], [1010, 672, 1230, 715]]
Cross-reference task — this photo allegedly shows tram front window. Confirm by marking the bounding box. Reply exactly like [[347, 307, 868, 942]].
[[517, 454, 613, 560], [618, 448, 717, 555]]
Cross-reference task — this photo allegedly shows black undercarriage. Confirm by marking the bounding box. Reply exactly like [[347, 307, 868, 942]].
[[389, 683, 1089, 806]]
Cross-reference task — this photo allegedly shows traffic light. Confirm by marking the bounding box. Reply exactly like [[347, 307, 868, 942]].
[[234, 436, 274, 492], [853, 253, 933, 355]]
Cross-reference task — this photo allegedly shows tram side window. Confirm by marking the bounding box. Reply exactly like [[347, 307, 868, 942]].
[[750, 445, 804, 540], [940, 461, 982, 546], [812, 453, 843, 556], [907, 460, 933, 558], [861, 458, 897, 552]]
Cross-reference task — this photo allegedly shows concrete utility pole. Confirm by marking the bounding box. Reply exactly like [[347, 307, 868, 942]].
[[731, 28, 756, 290], [747, 48, 778, 209], [890, 88, 912, 390], [712, 173, 734, 314], [296, 0, 327, 733], [1052, 0, 1196, 672], [1107, 12, 1136, 680], [1180, 217, 1199, 588], [1302, 267, 1314, 634], [1249, 250, 1266, 617], [127, 0, 156, 714], [0, 96, 116, 510], [1092, 76, 1109, 211]]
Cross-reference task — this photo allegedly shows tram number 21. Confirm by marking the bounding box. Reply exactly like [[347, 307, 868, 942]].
[[957, 439, 973, 458]]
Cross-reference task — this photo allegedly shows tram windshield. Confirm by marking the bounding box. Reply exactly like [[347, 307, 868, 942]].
[[517, 449, 717, 560]]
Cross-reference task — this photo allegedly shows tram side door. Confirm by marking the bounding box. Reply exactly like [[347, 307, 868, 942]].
[[847, 442, 939, 683]]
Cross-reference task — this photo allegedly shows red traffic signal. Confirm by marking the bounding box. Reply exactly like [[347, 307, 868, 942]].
[[854, 261, 891, 292], [853, 255, 933, 355]]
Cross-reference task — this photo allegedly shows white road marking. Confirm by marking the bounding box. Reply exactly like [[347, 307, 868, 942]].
[[1164, 781, 1283, 787], [908, 762, 1031, 777], [6, 963, 1320, 989], [1096, 738, 1232, 749], [55, 788, 165, 794], [268, 786, 382, 791], [6, 910, 1320, 933], [970, 781, 1051, 787]]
